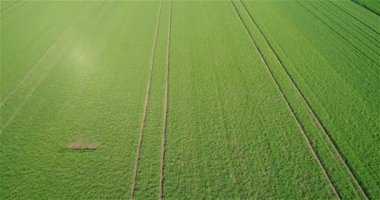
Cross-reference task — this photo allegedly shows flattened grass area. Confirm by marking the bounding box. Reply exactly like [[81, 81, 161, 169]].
[[1, 0, 379, 199]]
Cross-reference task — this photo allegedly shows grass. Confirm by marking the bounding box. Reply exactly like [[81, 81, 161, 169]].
[[1, 0, 379, 199], [240, 1, 379, 198], [352, 0, 380, 15]]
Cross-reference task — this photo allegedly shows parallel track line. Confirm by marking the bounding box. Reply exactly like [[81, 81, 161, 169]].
[[0, 3, 87, 108], [319, 1, 380, 44], [240, 1, 369, 199], [328, 0, 380, 35], [0, 4, 89, 133], [0, 0, 21, 15], [129, 1, 163, 198], [159, 0, 172, 199], [351, 0, 380, 17], [0, 1, 29, 19], [296, 1, 379, 67], [230, 1, 340, 198], [0, 44, 69, 133], [305, 1, 380, 56]]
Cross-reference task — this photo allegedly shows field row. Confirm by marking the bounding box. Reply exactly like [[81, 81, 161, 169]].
[[1, 0, 379, 199]]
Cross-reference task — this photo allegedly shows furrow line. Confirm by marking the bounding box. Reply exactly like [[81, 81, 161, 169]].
[[319, 0, 380, 44], [240, 1, 370, 199], [0, 3, 87, 108], [230, 1, 341, 198], [159, 0, 172, 199], [328, 0, 380, 35], [129, 1, 164, 199], [305, 1, 380, 56], [296, 1, 379, 67]]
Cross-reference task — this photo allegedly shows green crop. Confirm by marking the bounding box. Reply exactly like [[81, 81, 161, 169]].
[[1, 0, 378, 199]]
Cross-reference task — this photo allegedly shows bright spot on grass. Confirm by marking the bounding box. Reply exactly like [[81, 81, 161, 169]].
[[70, 45, 94, 71]]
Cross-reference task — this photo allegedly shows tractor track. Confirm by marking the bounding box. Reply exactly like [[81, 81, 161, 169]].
[[0, 44, 70, 133], [129, 1, 164, 199], [0, 0, 29, 19], [296, 1, 379, 67], [230, 1, 341, 198], [351, 0, 380, 17], [0, 5, 89, 132], [240, 1, 369, 199], [159, 0, 172, 199], [0, 3, 88, 108], [304, 1, 380, 56], [328, 0, 380, 36], [0, 0, 21, 14], [319, 1, 380, 44]]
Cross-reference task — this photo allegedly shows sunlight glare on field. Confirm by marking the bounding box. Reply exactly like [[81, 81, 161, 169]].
[[69, 45, 95, 73]]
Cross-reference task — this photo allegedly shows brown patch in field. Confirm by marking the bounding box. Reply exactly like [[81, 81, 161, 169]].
[[66, 142, 100, 150]]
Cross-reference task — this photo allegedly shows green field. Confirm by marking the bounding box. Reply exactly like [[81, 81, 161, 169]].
[[1, 0, 379, 199]]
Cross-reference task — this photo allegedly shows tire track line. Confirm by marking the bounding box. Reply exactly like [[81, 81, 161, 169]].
[[0, 0, 29, 19], [159, 0, 172, 199], [240, 1, 369, 199], [129, 1, 163, 199], [351, 0, 380, 17], [319, 1, 380, 44], [0, 4, 89, 133], [0, 0, 21, 15], [0, 44, 70, 133], [328, 0, 380, 35], [0, 3, 87, 108], [230, 1, 341, 198], [296, 1, 379, 67], [305, 1, 380, 56]]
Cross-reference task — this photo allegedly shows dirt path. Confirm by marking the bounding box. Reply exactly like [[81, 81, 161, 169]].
[[159, 1, 172, 199], [240, 1, 369, 199], [129, 1, 164, 199], [230, 1, 341, 199]]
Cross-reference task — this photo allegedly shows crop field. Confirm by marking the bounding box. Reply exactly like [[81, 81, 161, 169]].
[[0, 0, 379, 199]]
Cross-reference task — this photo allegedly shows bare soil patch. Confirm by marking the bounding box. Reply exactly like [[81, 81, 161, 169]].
[[66, 142, 100, 150]]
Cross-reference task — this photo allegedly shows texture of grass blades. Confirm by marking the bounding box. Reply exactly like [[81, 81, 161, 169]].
[[163, 1, 334, 199], [242, 1, 379, 198], [0, 1, 160, 199], [331, 0, 380, 31], [0, 0, 378, 199], [133, 1, 170, 199], [0, 1, 86, 100]]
